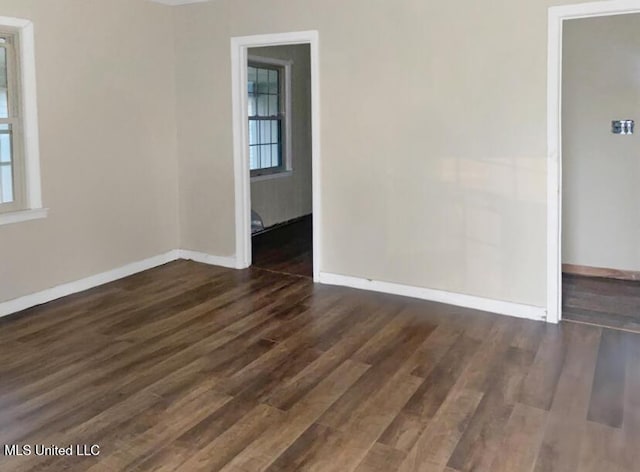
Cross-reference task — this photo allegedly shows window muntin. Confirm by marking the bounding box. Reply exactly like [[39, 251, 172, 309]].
[[248, 63, 285, 175]]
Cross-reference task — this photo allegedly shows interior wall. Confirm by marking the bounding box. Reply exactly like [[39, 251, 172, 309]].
[[175, 0, 594, 308], [249, 44, 312, 229], [0, 0, 179, 303], [562, 14, 640, 272]]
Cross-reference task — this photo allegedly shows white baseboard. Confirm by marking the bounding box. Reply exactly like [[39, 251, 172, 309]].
[[0, 250, 180, 319], [178, 249, 238, 269], [0, 249, 239, 319], [318, 272, 549, 323], [0, 250, 548, 325]]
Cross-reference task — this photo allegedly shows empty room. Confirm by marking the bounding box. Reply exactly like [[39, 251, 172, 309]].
[[0, 0, 638, 471]]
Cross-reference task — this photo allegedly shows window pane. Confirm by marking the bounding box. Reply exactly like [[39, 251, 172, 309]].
[[257, 68, 269, 94], [249, 146, 259, 170], [248, 65, 284, 172], [0, 47, 8, 119], [0, 123, 12, 203], [249, 120, 258, 146], [260, 121, 270, 144], [257, 144, 264, 168], [268, 69, 278, 94], [268, 95, 278, 116], [0, 124, 11, 163], [248, 94, 256, 117], [248, 67, 257, 94], [261, 144, 271, 168], [257, 94, 268, 116], [0, 163, 13, 203]]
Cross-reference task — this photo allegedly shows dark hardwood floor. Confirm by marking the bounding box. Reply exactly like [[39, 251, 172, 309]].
[[563, 273, 640, 332], [1, 260, 639, 471], [252, 215, 313, 278]]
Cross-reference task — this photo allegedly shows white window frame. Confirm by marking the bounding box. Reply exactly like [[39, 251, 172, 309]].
[[0, 17, 45, 226], [0, 31, 25, 213], [248, 55, 292, 182]]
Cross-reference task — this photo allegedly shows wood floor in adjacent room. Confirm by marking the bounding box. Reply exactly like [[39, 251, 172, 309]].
[[252, 215, 313, 278], [1, 261, 639, 472], [563, 273, 640, 333]]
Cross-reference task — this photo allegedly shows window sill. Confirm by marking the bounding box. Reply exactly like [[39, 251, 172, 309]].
[[0, 208, 48, 226], [251, 170, 293, 182]]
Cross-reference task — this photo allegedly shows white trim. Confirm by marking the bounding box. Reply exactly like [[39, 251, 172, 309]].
[[0, 207, 47, 226], [177, 249, 238, 269], [19, 21, 42, 211], [231, 30, 321, 282], [247, 55, 293, 68], [0, 15, 31, 29], [319, 272, 548, 323], [0, 249, 241, 318], [0, 250, 180, 318], [0, 17, 43, 212], [0, 247, 546, 322], [250, 170, 293, 183], [232, 40, 251, 271], [546, 0, 640, 324]]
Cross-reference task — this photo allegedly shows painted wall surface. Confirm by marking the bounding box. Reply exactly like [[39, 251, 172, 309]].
[[174, 0, 588, 308], [562, 14, 640, 272], [0, 0, 179, 303], [249, 44, 312, 229]]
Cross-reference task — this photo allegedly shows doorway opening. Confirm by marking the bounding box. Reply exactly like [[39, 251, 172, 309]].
[[248, 45, 313, 278], [561, 13, 640, 331], [548, 1, 640, 327], [231, 31, 321, 281]]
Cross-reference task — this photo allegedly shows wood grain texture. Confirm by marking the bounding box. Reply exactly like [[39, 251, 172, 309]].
[[563, 273, 640, 332], [0, 260, 639, 471], [252, 214, 313, 278]]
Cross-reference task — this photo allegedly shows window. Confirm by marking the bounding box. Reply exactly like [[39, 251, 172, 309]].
[[0, 32, 23, 213], [247, 57, 291, 178], [0, 17, 44, 225]]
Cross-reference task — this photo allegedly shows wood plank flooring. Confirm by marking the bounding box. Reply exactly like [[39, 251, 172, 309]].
[[252, 215, 313, 278], [563, 273, 640, 332], [0, 260, 639, 471]]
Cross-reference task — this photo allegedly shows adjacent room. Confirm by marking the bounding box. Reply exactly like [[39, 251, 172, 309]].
[[248, 44, 314, 278], [561, 13, 640, 332], [0, 0, 639, 471]]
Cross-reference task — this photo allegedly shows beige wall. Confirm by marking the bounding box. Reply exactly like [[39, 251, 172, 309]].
[[249, 44, 312, 229], [175, 0, 593, 308], [562, 14, 640, 272], [0, 0, 179, 303], [2, 0, 603, 309]]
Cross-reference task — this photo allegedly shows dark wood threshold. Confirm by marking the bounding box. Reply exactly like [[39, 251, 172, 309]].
[[563, 263, 640, 281]]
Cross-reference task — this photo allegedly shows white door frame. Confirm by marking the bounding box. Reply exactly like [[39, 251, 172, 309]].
[[547, 0, 640, 323], [231, 31, 321, 281]]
